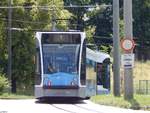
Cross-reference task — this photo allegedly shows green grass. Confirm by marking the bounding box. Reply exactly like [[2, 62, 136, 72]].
[[91, 61, 150, 110], [0, 93, 34, 99], [91, 94, 150, 110], [134, 61, 150, 81]]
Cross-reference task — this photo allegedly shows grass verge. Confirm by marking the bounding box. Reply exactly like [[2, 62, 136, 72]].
[[91, 94, 150, 110], [0, 93, 34, 99]]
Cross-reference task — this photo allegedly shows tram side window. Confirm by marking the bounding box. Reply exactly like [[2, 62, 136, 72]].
[[35, 47, 41, 85], [80, 40, 86, 85]]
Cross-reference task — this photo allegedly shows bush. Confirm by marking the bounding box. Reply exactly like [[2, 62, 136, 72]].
[[0, 73, 10, 95]]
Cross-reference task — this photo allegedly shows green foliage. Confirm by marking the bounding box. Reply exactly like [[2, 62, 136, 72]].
[[0, 72, 10, 94], [99, 45, 110, 53], [87, 4, 112, 37], [132, 0, 150, 60], [91, 94, 150, 110], [119, 20, 125, 38], [0, 0, 72, 93], [0, 93, 34, 99], [133, 0, 150, 47], [64, 0, 92, 31], [63, 0, 113, 47], [0, 19, 7, 72], [85, 26, 95, 43]]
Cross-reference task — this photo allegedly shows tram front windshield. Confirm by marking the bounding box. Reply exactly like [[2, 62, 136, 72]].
[[42, 34, 81, 75]]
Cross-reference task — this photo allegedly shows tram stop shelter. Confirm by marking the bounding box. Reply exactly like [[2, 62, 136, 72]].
[[86, 48, 111, 94]]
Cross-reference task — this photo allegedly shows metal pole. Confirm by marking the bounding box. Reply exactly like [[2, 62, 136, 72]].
[[51, 7, 56, 31], [124, 0, 134, 99], [113, 0, 120, 96], [8, 0, 12, 92], [51, 0, 56, 31]]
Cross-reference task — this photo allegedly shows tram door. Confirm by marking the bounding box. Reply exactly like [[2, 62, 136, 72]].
[[97, 60, 110, 91]]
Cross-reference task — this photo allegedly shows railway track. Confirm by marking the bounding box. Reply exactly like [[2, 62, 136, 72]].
[[0, 99, 149, 113]]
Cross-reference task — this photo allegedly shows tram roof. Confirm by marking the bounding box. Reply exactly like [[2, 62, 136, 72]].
[[86, 48, 110, 63], [36, 31, 85, 34]]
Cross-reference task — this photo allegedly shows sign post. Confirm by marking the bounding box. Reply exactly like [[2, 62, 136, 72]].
[[121, 39, 135, 69], [123, 0, 134, 100], [121, 38, 135, 100]]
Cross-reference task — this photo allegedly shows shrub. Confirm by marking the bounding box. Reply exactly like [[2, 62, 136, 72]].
[[0, 73, 10, 95]]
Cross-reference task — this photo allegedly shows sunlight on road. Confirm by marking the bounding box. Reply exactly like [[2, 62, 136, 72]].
[[0, 99, 149, 113]]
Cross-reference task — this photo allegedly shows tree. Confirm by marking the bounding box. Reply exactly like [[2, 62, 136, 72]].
[[87, 5, 112, 37], [63, 0, 113, 53], [0, 21, 7, 72], [0, 0, 9, 74], [133, 0, 150, 60], [0, 0, 72, 93], [63, 0, 92, 31]]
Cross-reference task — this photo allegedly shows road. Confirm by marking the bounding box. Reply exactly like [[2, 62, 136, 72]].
[[0, 99, 149, 113]]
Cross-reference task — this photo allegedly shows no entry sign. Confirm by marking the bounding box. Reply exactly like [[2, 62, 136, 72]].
[[121, 39, 135, 52]]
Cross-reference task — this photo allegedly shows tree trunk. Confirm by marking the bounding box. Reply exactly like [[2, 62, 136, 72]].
[[11, 77, 17, 93]]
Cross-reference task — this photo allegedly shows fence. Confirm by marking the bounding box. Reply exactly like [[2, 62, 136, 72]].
[[136, 80, 150, 94]]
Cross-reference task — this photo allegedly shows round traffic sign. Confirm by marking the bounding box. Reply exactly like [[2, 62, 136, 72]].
[[121, 39, 135, 52]]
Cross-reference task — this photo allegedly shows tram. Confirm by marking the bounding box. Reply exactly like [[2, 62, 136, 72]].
[[35, 31, 110, 99]]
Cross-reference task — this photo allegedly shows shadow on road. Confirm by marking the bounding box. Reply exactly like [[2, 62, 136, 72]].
[[35, 97, 86, 104]]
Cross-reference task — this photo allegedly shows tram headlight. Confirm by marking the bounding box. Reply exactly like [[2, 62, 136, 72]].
[[73, 77, 78, 82], [71, 81, 76, 85], [48, 80, 51, 86], [70, 80, 77, 85], [70, 77, 78, 85]]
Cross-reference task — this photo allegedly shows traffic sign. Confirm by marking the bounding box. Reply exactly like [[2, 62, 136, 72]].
[[121, 54, 135, 68], [121, 39, 135, 52]]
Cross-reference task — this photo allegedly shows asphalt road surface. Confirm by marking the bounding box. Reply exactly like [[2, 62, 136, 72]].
[[0, 99, 149, 113]]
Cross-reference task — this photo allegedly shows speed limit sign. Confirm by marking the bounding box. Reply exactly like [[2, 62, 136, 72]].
[[121, 39, 135, 52]]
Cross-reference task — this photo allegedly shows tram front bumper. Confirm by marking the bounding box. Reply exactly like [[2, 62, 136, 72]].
[[35, 85, 86, 98]]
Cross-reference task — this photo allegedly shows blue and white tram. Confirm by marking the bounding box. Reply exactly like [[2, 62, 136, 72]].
[[35, 31, 96, 99]]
